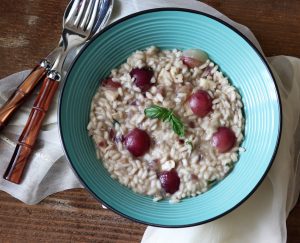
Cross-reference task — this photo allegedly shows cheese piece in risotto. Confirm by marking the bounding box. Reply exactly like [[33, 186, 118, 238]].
[[87, 46, 245, 203]]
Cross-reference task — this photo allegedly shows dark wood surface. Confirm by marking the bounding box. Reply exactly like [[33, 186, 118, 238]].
[[0, 0, 299, 242]]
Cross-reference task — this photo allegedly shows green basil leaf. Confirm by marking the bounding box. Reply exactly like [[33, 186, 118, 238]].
[[170, 114, 185, 137], [144, 105, 185, 138]]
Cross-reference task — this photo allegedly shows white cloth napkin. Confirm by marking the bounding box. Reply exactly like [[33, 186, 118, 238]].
[[0, 1, 299, 242]]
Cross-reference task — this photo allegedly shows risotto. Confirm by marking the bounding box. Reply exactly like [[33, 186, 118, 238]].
[[87, 46, 245, 203]]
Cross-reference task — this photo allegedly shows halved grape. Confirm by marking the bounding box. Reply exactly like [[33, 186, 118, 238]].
[[212, 127, 236, 153], [181, 49, 208, 68], [181, 56, 202, 68], [189, 90, 212, 117], [124, 128, 151, 157], [159, 169, 180, 194], [130, 67, 154, 92]]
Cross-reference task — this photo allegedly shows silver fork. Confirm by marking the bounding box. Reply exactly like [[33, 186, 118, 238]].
[[50, 0, 100, 80], [4, 0, 104, 184], [0, 0, 113, 130]]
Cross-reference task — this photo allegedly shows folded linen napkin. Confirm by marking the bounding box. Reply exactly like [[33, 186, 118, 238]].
[[0, 1, 299, 243]]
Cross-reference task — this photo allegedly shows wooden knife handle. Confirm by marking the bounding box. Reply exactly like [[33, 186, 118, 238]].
[[4, 75, 59, 184], [0, 60, 51, 130]]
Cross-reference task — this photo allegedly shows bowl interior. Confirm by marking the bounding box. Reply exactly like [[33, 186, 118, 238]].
[[59, 9, 281, 227]]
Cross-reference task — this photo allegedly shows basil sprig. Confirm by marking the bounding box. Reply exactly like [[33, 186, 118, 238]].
[[144, 105, 185, 137]]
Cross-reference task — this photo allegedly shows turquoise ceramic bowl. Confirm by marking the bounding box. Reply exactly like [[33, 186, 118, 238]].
[[59, 9, 281, 227]]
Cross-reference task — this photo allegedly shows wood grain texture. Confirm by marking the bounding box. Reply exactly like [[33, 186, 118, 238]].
[[0, 0, 299, 242], [0, 189, 146, 243]]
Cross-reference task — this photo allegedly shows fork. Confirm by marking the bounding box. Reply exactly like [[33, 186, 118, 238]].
[[0, 0, 113, 130], [4, 0, 102, 184]]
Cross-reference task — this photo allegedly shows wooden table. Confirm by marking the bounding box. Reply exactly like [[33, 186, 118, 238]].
[[0, 0, 299, 242]]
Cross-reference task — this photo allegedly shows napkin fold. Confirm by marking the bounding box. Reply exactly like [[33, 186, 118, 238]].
[[0, 1, 299, 243]]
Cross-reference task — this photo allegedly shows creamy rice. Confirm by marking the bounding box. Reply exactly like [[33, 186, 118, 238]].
[[87, 46, 244, 203]]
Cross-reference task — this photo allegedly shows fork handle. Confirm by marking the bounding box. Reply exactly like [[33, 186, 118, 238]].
[[0, 60, 51, 130], [4, 73, 59, 184]]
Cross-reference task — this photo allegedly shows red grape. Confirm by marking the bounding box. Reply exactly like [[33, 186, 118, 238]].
[[189, 90, 212, 117], [124, 128, 151, 157], [102, 78, 122, 90], [109, 128, 115, 141], [130, 67, 154, 92], [159, 169, 180, 194], [181, 56, 202, 68], [98, 140, 107, 147], [212, 127, 236, 153], [181, 49, 208, 68]]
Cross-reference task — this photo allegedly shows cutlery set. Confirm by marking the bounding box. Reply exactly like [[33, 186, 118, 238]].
[[0, 0, 113, 184]]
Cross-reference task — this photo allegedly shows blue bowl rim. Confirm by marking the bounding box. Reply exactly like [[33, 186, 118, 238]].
[[58, 8, 282, 228]]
